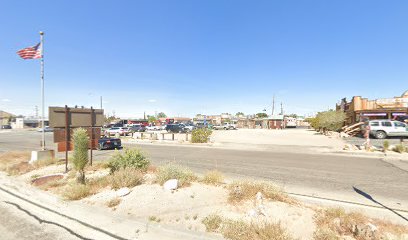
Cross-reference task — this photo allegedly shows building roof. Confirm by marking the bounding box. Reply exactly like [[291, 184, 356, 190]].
[[402, 90, 408, 98]]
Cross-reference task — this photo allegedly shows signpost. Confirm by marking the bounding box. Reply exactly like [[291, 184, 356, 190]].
[[49, 106, 104, 172]]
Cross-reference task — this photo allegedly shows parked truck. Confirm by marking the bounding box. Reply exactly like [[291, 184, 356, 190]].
[[213, 123, 237, 130]]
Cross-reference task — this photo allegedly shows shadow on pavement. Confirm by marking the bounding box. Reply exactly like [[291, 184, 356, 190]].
[[353, 186, 408, 222]]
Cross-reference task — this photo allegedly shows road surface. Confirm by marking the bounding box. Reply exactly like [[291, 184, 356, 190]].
[[1, 130, 408, 211]]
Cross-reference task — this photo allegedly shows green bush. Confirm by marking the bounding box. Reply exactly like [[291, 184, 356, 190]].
[[310, 110, 346, 132], [72, 128, 89, 184], [156, 164, 197, 187], [107, 148, 149, 173], [191, 128, 212, 143]]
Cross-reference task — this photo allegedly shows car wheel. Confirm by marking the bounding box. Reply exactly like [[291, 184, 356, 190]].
[[375, 131, 387, 139]]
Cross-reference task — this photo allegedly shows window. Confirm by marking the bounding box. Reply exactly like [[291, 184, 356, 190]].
[[381, 122, 392, 127], [394, 122, 406, 128], [370, 122, 379, 126]]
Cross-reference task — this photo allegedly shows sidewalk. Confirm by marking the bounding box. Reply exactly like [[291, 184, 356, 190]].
[[0, 173, 222, 240]]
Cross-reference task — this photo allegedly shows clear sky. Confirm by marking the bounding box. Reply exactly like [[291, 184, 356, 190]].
[[1, 0, 407, 118]]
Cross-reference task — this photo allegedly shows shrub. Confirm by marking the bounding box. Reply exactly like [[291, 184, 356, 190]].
[[107, 148, 149, 173], [72, 128, 89, 184], [156, 164, 197, 187], [312, 227, 339, 240], [191, 128, 212, 143], [62, 183, 91, 200], [227, 180, 293, 204], [106, 198, 121, 208], [202, 214, 223, 232], [108, 168, 144, 190], [393, 144, 406, 153], [311, 110, 346, 133], [202, 170, 224, 185], [32, 157, 56, 168], [383, 140, 390, 152], [221, 220, 292, 240]]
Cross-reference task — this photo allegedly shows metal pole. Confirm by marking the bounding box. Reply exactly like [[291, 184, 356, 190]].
[[100, 96, 103, 109], [40, 31, 45, 150]]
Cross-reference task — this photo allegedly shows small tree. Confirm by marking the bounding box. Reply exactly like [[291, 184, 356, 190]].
[[72, 128, 89, 184], [256, 113, 268, 118], [157, 112, 167, 118], [235, 112, 244, 117], [147, 115, 157, 123]]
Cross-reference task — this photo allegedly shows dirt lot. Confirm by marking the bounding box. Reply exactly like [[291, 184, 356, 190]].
[[210, 128, 345, 152]]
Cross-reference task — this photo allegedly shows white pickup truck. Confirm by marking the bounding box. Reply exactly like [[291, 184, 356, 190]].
[[213, 123, 237, 130]]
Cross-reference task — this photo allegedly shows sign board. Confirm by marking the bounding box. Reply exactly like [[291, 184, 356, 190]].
[[376, 98, 408, 108], [57, 140, 98, 152], [53, 128, 101, 143], [49, 107, 104, 128]]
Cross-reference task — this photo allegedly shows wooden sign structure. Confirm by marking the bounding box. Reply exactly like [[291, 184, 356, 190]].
[[49, 106, 104, 172]]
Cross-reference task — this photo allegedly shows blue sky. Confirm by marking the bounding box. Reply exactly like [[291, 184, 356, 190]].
[[1, 0, 407, 118]]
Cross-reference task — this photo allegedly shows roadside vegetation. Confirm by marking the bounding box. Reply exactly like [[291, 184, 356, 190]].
[[202, 170, 224, 186], [191, 128, 212, 143], [313, 207, 408, 240], [156, 163, 197, 187], [227, 180, 294, 204], [202, 214, 293, 240], [308, 110, 346, 133], [72, 128, 89, 184], [107, 148, 150, 173], [0, 151, 56, 175]]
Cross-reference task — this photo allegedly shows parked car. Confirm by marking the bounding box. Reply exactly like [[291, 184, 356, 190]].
[[213, 123, 237, 130], [1, 125, 12, 129], [181, 123, 196, 132], [129, 124, 146, 133], [104, 127, 130, 136], [97, 137, 122, 150], [37, 126, 54, 132], [368, 120, 408, 139], [166, 124, 188, 133]]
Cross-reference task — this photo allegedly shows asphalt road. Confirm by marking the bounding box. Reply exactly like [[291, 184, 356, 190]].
[[1, 130, 408, 211]]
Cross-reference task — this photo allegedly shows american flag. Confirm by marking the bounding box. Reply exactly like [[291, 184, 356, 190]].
[[17, 43, 42, 59]]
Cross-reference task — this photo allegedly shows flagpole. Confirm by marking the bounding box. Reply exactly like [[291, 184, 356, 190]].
[[40, 31, 45, 150]]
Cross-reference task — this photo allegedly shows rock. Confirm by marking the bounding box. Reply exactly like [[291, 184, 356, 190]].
[[163, 179, 178, 190], [343, 144, 350, 150], [116, 187, 130, 197], [353, 223, 378, 239], [143, 173, 156, 184]]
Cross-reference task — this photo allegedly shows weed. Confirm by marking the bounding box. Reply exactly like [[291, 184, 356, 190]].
[[193, 214, 198, 220], [382, 140, 390, 152], [156, 164, 197, 187], [227, 180, 293, 204], [393, 144, 407, 153], [62, 183, 92, 200], [108, 168, 144, 190], [202, 170, 224, 186], [148, 216, 161, 222], [184, 214, 190, 220], [313, 227, 339, 240], [107, 148, 149, 174], [202, 214, 223, 232], [0, 151, 32, 175], [106, 197, 121, 208], [221, 220, 293, 240], [32, 158, 56, 168]]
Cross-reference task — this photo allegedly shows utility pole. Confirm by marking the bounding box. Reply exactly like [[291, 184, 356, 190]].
[[100, 96, 103, 109], [272, 95, 275, 116], [280, 102, 284, 115], [35, 105, 39, 118]]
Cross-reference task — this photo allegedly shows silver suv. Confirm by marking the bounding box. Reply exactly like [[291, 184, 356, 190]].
[[368, 120, 408, 139]]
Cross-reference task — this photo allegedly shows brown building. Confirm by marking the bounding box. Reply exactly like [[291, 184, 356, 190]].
[[337, 90, 408, 125]]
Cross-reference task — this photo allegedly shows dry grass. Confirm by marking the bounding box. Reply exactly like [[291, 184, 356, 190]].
[[202, 170, 224, 186], [32, 158, 57, 168], [227, 180, 294, 204], [202, 214, 223, 232], [37, 178, 68, 191], [148, 216, 161, 223], [107, 168, 144, 190], [62, 183, 92, 200], [86, 161, 110, 171], [0, 151, 32, 175], [221, 220, 293, 240], [106, 197, 121, 208], [156, 164, 198, 187], [314, 207, 408, 239]]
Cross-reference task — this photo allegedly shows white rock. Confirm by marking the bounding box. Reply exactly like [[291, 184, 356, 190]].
[[163, 179, 178, 190], [116, 187, 131, 197]]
